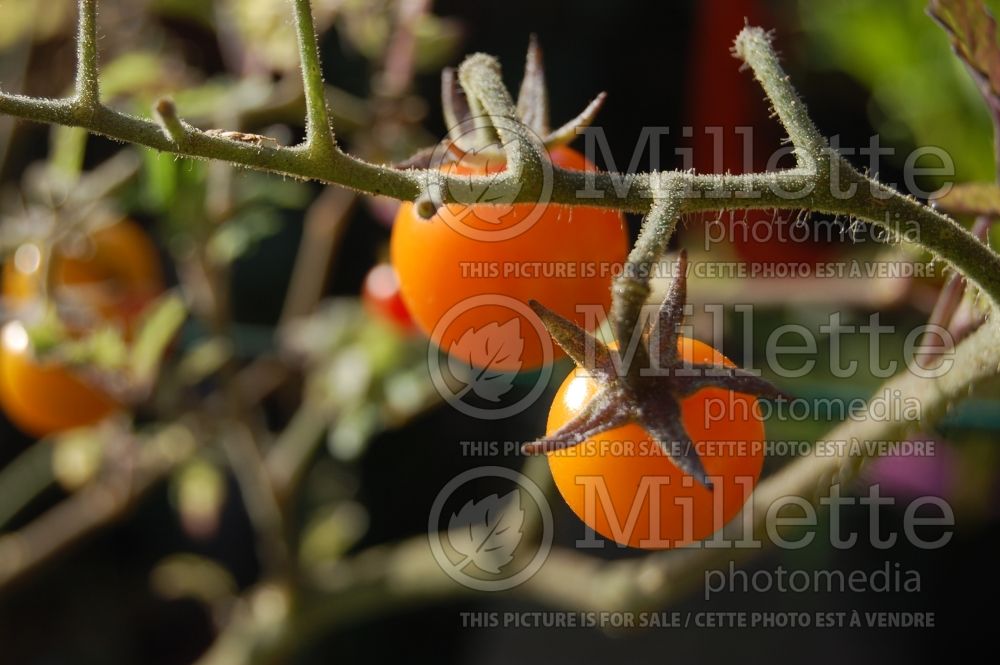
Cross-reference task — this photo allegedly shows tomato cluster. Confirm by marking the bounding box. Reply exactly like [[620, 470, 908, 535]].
[[385, 139, 767, 548], [0, 220, 163, 436]]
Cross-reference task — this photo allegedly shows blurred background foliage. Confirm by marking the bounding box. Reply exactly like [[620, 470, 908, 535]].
[[0, 1, 996, 664]]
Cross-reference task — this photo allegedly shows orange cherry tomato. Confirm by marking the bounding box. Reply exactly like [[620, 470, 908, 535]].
[[390, 146, 628, 371], [0, 219, 164, 436], [3, 218, 164, 329], [0, 321, 118, 437], [546, 337, 765, 549], [362, 263, 415, 332]]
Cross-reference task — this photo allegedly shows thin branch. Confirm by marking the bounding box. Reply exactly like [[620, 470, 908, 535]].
[[279, 187, 357, 323], [265, 406, 330, 500], [153, 98, 186, 146], [74, 0, 100, 109], [0, 425, 196, 592], [0, 444, 54, 530], [379, 0, 430, 98], [219, 423, 291, 575], [733, 27, 826, 166], [290, 0, 336, 156], [921, 214, 992, 362], [611, 187, 685, 363], [1, 83, 998, 312]]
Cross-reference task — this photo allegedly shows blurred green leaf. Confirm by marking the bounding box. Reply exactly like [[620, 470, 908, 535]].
[[138, 151, 208, 233], [176, 337, 234, 385], [150, 553, 237, 606], [281, 299, 439, 461], [338, 9, 390, 62], [169, 458, 227, 541], [932, 181, 1000, 214], [151, 0, 216, 27], [799, 0, 995, 182], [49, 127, 88, 178], [328, 403, 378, 460], [221, 0, 340, 72], [100, 52, 172, 101], [52, 427, 104, 490], [25, 309, 68, 356], [130, 292, 187, 385], [412, 15, 462, 72], [232, 172, 312, 209], [173, 76, 274, 122], [26, 310, 128, 371], [207, 208, 281, 264], [65, 325, 129, 371], [0, 0, 72, 50], [299, 501, 369, 567], [140, 149, 179, 212]]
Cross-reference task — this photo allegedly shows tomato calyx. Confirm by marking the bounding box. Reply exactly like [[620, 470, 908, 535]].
[[397, 36, 606, 170], [521, 250, 786, 490]]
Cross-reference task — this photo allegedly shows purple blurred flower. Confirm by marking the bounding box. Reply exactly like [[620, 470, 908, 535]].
[[862, 436, 957, 500]]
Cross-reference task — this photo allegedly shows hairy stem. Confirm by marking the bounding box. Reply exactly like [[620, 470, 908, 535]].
[[733, 27, 826, 164], [2, 77, 998, 314], [610, 190, 683, 371], [290, 0, 336, 156], [74, 0, 100, 109]]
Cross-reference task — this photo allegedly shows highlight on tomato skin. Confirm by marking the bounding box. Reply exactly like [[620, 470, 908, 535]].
[[390, 146, 629, 372], [545, 337, 766, 549], [0, 320, 119, 437]]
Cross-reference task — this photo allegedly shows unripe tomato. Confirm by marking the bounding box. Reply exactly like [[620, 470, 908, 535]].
[[3, 218, 164, 329], [0, 321, 118, 436], [390, 146, 628, 371], [546, 337, 765, 548], [362, 263, 415, 332]]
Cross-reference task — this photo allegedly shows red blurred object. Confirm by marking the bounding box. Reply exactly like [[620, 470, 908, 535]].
[[686, 0, 834, 266], [363, 263, 416, 333]]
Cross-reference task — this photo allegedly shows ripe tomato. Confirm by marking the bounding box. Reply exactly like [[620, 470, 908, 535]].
[[362, 263, 415, 332], [545, 337, 765, 548], [3, 218, 164, 329], [390, 146, 628, 371], [0, 219, 163, 436], [0, 321, 118, 436]]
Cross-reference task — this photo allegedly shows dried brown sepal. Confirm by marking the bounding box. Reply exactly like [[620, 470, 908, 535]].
[[398, 38, 609, 168], [522, 252, 786, 491], [516, 34, 550, 136]]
